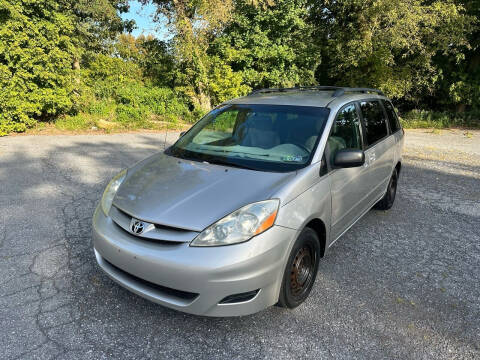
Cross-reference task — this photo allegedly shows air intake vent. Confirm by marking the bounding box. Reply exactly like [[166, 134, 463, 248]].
[[103, 257, 199, 301], [219, 290, 259, 304]]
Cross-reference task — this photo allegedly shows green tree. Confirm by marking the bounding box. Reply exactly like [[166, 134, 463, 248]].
[[438, 0, 479, 111], [208, 57, 250, 104], [144, 0, 235, 110], [58, 0, 134, 100], [310, 0, 472, 103], [59, 0, 133, 57], [212, 0, 319, 90], [0, 0, 77, 135], [116, 34, 177, 87]]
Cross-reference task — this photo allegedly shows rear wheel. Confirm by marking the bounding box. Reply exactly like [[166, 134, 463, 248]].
[[375, 168, 398, 210], [277, 228, 320, 309]]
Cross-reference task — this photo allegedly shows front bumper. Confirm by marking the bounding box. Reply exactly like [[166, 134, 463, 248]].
[[92, 206, 297, 316]]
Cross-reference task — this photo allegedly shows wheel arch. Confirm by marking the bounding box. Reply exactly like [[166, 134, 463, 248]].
[[304, 218, 327, 258], [395, 161, 402, 176]]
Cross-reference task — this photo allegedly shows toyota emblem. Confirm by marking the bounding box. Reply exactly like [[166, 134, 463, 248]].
[[130, 219, 145, 234]]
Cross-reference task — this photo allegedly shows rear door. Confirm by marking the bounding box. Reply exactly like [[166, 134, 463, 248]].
[[327, 103, 371, 240], [359, 100, 395, 201], [382, 99, 404, 164]]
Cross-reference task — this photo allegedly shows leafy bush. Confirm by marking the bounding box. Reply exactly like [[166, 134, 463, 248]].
[[0, 0, 76, 136], [115, 104, 151, 127], [113, 83, 189, 117], [55, 114, 97, 131], [87, 100, 116, 118], [400, 110, 480, 129]]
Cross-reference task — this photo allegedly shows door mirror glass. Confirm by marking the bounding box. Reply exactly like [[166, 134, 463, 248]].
[[333, 149, 365, 168]]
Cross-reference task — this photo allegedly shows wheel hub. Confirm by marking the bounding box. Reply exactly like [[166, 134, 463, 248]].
[[290, 247, 314, 296]]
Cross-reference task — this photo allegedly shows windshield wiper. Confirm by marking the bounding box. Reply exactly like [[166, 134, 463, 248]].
[[201, 148, 271, 158], [169, 147, 261, 170], [205, 158, 258, 171]]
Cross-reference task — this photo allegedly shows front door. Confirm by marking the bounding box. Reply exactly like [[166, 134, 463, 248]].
[[327, 103, 371, 241]]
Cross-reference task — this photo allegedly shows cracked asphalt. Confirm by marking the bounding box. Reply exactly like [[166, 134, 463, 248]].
[[1, 129, 479, 359]]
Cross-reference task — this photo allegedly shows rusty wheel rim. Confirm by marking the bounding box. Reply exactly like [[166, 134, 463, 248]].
[[289, 245, 315, 299]]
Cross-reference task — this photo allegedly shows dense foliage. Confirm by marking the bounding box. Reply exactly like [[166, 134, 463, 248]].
[[213, 0, 318, 89], [0, 0, 76, 134], [311, 0, 472, 102], [437, 0, 480, 112], [0, 0, 478, 135]]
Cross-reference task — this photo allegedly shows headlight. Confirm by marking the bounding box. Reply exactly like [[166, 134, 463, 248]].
[[101, 169, 127, 216], [190, 199, 280, 247]]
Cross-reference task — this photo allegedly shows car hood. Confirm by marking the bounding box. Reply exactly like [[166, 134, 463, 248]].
[[113, 152, 296, 231]]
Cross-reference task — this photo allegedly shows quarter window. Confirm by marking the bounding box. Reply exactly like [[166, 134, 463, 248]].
[[327, 104, 362, 163], [382, 100, 401, 133], [360, 101, 388, 145]]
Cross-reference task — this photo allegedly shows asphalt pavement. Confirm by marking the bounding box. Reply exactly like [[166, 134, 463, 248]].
[[0, 129, 479, 359]]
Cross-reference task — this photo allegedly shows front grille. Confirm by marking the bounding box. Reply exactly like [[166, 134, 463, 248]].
[[116, 207, 184, 232], [109, 205, 198, 243], [103, 257, 199, 301], [110, 220, 181, 245]]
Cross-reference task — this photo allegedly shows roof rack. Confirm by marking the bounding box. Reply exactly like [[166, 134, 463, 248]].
[[248, 86, 385, 97]]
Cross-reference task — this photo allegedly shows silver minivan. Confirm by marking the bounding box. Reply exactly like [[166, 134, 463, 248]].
[[92, 86, 404, 316]]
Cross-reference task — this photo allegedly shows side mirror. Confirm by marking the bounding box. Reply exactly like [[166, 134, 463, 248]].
[[179, 131, 186, 138], [334, 149, 365, 168]]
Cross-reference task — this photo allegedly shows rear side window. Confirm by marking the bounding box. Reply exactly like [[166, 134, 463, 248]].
[[360, 101, 388, 146], [382, 100, 401, 133]]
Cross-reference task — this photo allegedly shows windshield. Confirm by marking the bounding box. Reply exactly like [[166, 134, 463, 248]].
[[168, 104, 330, 172]]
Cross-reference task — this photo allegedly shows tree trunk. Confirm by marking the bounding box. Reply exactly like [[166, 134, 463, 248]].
[[72, 58, 80, 70], [72, 58, 81, 96], [197, 90, 212, 111]]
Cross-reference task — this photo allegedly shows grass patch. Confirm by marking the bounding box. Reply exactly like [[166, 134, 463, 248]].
[[55, 114, 98, 131], [54, 84, 195, 133], [53, 85, 195, 133], [54, 112, 188, 133], [400, 110, 480, 129]]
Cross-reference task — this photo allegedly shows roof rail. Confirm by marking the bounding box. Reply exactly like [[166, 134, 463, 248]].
[[248, 86, 385, 97]]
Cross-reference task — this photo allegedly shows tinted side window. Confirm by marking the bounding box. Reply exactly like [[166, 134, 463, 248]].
[[360, 101, 388, 145], [382, 100, 400, 133], [327, 104, 362, 163]]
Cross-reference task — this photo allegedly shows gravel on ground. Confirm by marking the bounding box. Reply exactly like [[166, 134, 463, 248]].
[[0, 129, 479, 359]]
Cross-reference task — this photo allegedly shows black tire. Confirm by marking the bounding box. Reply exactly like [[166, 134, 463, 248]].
[[375, 168, 398, 210], [277, 228, 321, 309]]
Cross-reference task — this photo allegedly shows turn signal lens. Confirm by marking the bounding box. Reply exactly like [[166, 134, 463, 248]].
[[254, 210, 278, 235]]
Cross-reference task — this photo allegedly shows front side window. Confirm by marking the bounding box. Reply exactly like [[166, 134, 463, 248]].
[[327, 104, 362, 164], [168, 104, 330, 172], [382, 100, 401, 133], [360, 101, 388, 146]]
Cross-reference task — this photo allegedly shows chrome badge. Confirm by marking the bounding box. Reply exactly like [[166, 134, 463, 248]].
[[129, 218, 154, 235]]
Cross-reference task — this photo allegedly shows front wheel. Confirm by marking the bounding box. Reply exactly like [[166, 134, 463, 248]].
[[375, 168, 398, 210], [277, 228, 320, 309]]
